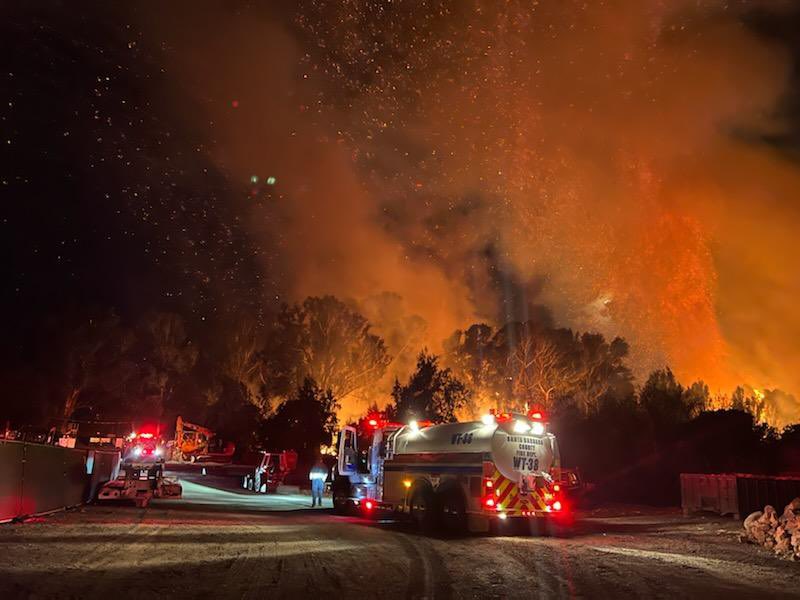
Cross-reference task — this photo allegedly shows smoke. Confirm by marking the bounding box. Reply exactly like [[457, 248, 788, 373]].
[[146, 1, 800, 419]]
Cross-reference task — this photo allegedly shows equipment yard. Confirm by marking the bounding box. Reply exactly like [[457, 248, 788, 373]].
[[1, 473, 798, 599]]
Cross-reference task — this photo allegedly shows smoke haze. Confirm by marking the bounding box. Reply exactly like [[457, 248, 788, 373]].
[[146, 1, 800, 418]]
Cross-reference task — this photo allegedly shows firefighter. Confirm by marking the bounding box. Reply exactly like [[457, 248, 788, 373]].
[[309, 456, 328, 508]]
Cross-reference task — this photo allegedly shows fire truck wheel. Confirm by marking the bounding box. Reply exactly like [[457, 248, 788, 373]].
[[439, 487, 467, 536], [332, 490, 348, 515], [410, 485, 440, 533]]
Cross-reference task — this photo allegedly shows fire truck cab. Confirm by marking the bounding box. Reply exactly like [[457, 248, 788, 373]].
[[332, 411, 567, 534]]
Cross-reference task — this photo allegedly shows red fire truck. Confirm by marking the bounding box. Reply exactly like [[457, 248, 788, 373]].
[[332, 410, 568, 534]]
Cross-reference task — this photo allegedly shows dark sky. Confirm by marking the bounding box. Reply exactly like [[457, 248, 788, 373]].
[[2, 1, 800, 407], [1, 3, 274, 361]]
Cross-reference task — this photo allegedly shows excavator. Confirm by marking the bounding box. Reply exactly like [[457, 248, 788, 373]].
[[173, 416, 235, 462]]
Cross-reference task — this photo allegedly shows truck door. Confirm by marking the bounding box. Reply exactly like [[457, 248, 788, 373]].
[[337, 426, 358, 476]]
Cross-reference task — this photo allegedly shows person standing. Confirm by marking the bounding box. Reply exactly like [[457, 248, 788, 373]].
[[309, 456, 328, 508]]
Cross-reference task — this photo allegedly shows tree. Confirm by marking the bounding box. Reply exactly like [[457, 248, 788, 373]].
[[262, 377, 340, 465], [639, 367, 694, 431], [570, 334, 634, 414], [443, 324, 504, 415], [508, 335, 572, 411], [57, 311, 128, 420], [684, 381, 710, 415], [134, 312, 198, 418], [220, 318, 268, 413], [263, 296, 391, 410], [388, 351, 471, 423]]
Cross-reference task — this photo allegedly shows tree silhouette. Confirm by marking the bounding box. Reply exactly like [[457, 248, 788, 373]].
[[263, 296, 391, 408], [262, 377, 340, 465], [388, 351, 470, 423]]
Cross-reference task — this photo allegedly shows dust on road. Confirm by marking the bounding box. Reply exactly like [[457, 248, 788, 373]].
[[1, 477, 798, 599]]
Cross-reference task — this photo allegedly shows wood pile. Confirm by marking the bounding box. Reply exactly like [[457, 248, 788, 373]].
[[741, 497, 800, 560]]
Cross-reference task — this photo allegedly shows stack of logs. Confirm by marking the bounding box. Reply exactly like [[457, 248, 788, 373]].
[[741, 498, 800, 560]]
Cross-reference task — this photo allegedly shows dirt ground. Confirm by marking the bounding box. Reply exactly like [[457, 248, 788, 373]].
[[1, 476, 799, 599]]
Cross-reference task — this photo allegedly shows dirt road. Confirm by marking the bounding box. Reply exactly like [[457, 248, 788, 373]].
[[1, 476, 798, 599]]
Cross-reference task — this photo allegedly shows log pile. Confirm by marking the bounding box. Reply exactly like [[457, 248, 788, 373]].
[[741, 498, 800, 560]]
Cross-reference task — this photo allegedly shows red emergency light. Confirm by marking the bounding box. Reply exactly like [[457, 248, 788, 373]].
[[364, 499, 375, 511], [527, 408, 546, 421]]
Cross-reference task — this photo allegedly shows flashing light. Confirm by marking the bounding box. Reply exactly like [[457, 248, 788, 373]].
[[512, 420, 531, 434], [498, 512, 508, 520], [484, 479, 493, 489], [154, 448, 162, 457], [139, 432, 154, 439], [409, 420, 420, 433], [364, 500, 374, 511], [368, 419, 378, 427], [484, 497, 495, 508], [133, 446, 142, 456], [403, 480, 412, 489], [552, 500, 563, 512], [531, 422, 545, 436], [530, 411, 543, 420], [553, 484, 561, 492], [481, 413, 495, 426]]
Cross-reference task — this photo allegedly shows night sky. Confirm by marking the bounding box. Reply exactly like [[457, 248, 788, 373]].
[[3, 2, 800, 408]]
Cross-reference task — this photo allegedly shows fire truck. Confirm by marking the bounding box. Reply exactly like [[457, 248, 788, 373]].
[[332, 410, 567, 534]]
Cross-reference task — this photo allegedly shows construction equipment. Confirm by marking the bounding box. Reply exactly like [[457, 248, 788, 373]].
[[331, 410, 568, 534], [173, 416, 235, 462]]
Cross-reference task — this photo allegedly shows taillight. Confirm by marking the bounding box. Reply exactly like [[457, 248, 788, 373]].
[[552, 500, 562, 512], [364, 500, 374, 511], [484, 497, 495, 508]]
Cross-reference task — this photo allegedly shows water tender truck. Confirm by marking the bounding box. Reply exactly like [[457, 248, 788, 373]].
[[332, 410, 567, 533]]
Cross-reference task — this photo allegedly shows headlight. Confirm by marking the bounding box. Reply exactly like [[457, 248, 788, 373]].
[[512, 420, 531, 434], [531, 422, 545, 435]]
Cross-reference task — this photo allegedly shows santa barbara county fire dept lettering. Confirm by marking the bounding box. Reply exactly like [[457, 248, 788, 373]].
[[451, 432, 474, 445], [507, 435, 543, 472]]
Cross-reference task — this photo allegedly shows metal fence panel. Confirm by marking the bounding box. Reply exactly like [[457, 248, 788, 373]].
[[18, 443, 87, 516], [0, 441, 113, 521], [736, 475, 800, 517], [0, 441, 25, 521]]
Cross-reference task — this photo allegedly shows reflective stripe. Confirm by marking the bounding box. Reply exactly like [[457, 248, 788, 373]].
[[491, 468, 549, 513]]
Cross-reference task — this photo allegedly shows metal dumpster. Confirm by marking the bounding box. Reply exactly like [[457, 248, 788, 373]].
[[681, 473, 800, 519]]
